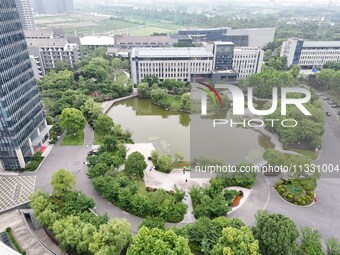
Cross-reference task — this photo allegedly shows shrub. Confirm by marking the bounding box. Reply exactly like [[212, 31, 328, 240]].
[[5, 227, 26, 255]]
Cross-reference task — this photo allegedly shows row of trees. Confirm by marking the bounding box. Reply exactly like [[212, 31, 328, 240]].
[[30, 169, 340, 255], [137, 75, 191, 112]]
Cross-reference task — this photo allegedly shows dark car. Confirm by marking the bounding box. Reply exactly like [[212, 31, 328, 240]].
[[87, 150, 99, 156], [326, 112, 331, 117]]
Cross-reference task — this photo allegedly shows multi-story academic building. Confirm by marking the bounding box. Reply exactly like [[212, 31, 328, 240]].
[[0, 0, 48, 170], [233, 47, 264, 79], [130, 43, 264, 84], [25, 29, 82, 79], [130, 47, 214, 84], [177, 27, 275, 48], [280, 38, 340, 69]]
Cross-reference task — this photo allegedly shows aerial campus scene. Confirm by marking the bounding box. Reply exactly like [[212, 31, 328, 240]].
[[1, 0, 340, 254]]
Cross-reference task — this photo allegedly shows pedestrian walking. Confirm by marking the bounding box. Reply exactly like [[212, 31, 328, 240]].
[[314, 194, 317, 203]]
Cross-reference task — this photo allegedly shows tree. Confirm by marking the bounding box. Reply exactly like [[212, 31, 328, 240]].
[[211, 226, 260, 255], [298, 227, 324, 255], [139, 217, 166, 230], [81, 98, 102, 127], [125, 152, 147, 177], [316, 69, 336, 89], [326, 238, 340, 255], [122, 59, 129, 70], [82, 64, 106, 82], [51, 169, 76, 197], [142, 75, 159, 87], [174, 152, 184, 162], [331, 70, 340, 91], [252, 211, 299, 255], [137, 83, 150, 98], [89, 219, 132, 255], [127, 226, 192, 255], [59, 108, 86, 134], [181, 93, 191, 111], [94, 114, 114, 136], [54, 60, 72, 72], [112, 58, 122, 70], [156, 154, 172, 173], [150, 88, 167, 103]]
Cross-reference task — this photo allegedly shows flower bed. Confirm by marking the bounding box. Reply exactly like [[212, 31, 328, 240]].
[[274, 178, 315, 206]]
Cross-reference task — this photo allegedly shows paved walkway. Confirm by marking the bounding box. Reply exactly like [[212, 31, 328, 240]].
[[101, 92, 138, 114], [0, 176, 35, 212], [0, 210, 52, 255]]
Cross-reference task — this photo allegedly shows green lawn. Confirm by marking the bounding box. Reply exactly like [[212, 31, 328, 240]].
[[129, 26, 177, 36], [60, 130, 84, 146], [285, 183, 305, 196], [290, 148, 317, 160], [164, 95, 182, 111], [34, 13, 138, 35], [94, 131, 105, 146], [258, 135, 275, 150]]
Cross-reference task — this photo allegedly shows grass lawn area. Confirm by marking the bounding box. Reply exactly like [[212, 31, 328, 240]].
[[285, 183, 305, 196], [60, 130, 84, 146], [137, 179, 148, 196], [164, 95, 182, 111], [94, 131, 105, 146], [34, 13, 137, 35], [115, 72, 129, 85], [171, 161, 191, 169], [290, 148, 317, 160], [129, 26, 177, 36], [258, 135, 275, 150]]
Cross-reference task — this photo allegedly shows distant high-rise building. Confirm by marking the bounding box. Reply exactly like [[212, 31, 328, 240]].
[[0, 0, 48, 170], [14, 0, 35, 30], [32, 0, 74, 14]]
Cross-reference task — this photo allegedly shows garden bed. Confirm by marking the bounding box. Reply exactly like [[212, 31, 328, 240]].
[[275, 178, 315, 206]]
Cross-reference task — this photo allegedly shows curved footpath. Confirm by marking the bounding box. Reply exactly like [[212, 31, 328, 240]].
[[26, 100, 340, 240]]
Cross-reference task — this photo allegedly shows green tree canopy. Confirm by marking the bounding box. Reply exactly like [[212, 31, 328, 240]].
[[252, 211, 299, 255], [127, 226, 192, 255], [211, 226, 260, 255], [59, 108, 86, 134], [51, 169, 76, 197], [125, 151, 147, 177]]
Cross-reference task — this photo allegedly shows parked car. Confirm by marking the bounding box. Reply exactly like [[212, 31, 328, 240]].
[[87, 149, 99, 156], [326, 112, 331, 116]]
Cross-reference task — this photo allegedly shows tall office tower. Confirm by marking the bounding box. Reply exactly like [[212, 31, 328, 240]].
[[0, 0, 48, 170], [14, 0, 35, 30]]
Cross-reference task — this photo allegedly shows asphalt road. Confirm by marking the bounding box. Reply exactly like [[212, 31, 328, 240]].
[[30, 100, 340, 239]]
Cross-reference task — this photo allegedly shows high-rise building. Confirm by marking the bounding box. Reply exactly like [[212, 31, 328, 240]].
[[0, 0, 49, 170], [14, 0, 35, 30], [32, 0, 74, 14]]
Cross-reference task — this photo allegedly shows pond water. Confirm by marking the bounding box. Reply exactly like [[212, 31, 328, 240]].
[[107, 98, 264, 164]]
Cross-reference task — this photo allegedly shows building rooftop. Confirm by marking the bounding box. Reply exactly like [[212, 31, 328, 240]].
[[214, 41, 234, 46], [26, 38, 68, 47], [132, 47, 213, 58], [116, 35, 172, 44], [80, 36, 115, 46], [169, 34, 192, 40], [303, 41, 340, 48], [178, 27, 230, 32], [234, 46, 261, 51], [24, 29, 53, 38]]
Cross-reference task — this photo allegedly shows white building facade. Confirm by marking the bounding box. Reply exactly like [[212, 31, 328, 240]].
[[233, 47, 264, 79], [131, 48, 214, 84], [281, 38, 340, 68]]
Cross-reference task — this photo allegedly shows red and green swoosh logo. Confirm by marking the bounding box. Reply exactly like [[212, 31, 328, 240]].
[[197, 82, 223, 106]]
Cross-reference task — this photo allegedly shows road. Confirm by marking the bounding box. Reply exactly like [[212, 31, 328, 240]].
[[29, 99, 340, 239], [265, 100, 340, 240]]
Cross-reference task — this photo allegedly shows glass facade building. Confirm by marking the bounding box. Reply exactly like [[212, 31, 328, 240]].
[[0, 0, 47, 170]]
